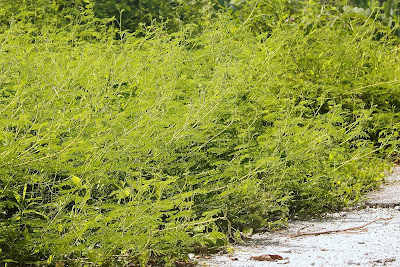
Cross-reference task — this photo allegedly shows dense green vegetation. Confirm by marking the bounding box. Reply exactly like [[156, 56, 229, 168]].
[[1, 0, 399, 265]]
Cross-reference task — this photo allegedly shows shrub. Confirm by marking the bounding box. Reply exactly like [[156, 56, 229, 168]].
[[0, 3, 399, 265]]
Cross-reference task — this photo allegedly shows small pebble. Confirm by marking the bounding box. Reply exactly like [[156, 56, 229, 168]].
[[394, 206, 400, 211]]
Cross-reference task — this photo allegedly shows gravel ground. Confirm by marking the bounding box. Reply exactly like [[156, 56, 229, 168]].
[[194, 167, 400, 267]]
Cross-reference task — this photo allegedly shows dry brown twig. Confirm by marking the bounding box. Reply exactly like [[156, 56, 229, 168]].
[[296, 224, 314, 235], [289, 217, 393, 238]]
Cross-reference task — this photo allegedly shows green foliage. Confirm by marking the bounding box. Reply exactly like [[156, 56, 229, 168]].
[[346, 0, 400, 35], [350, 0, 400, 17], [93, 0, 226, 33], [0, 1, 399, 265]]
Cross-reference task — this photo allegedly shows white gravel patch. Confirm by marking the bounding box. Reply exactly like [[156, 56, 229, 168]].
[[195, 208, 400, 267], [195, 167, 400, 267]]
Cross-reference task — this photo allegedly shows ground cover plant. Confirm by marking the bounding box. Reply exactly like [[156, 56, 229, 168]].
[[0, 0, 400, 265]]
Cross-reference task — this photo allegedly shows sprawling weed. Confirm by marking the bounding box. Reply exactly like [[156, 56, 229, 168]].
[[0, 7, 399, 265]]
